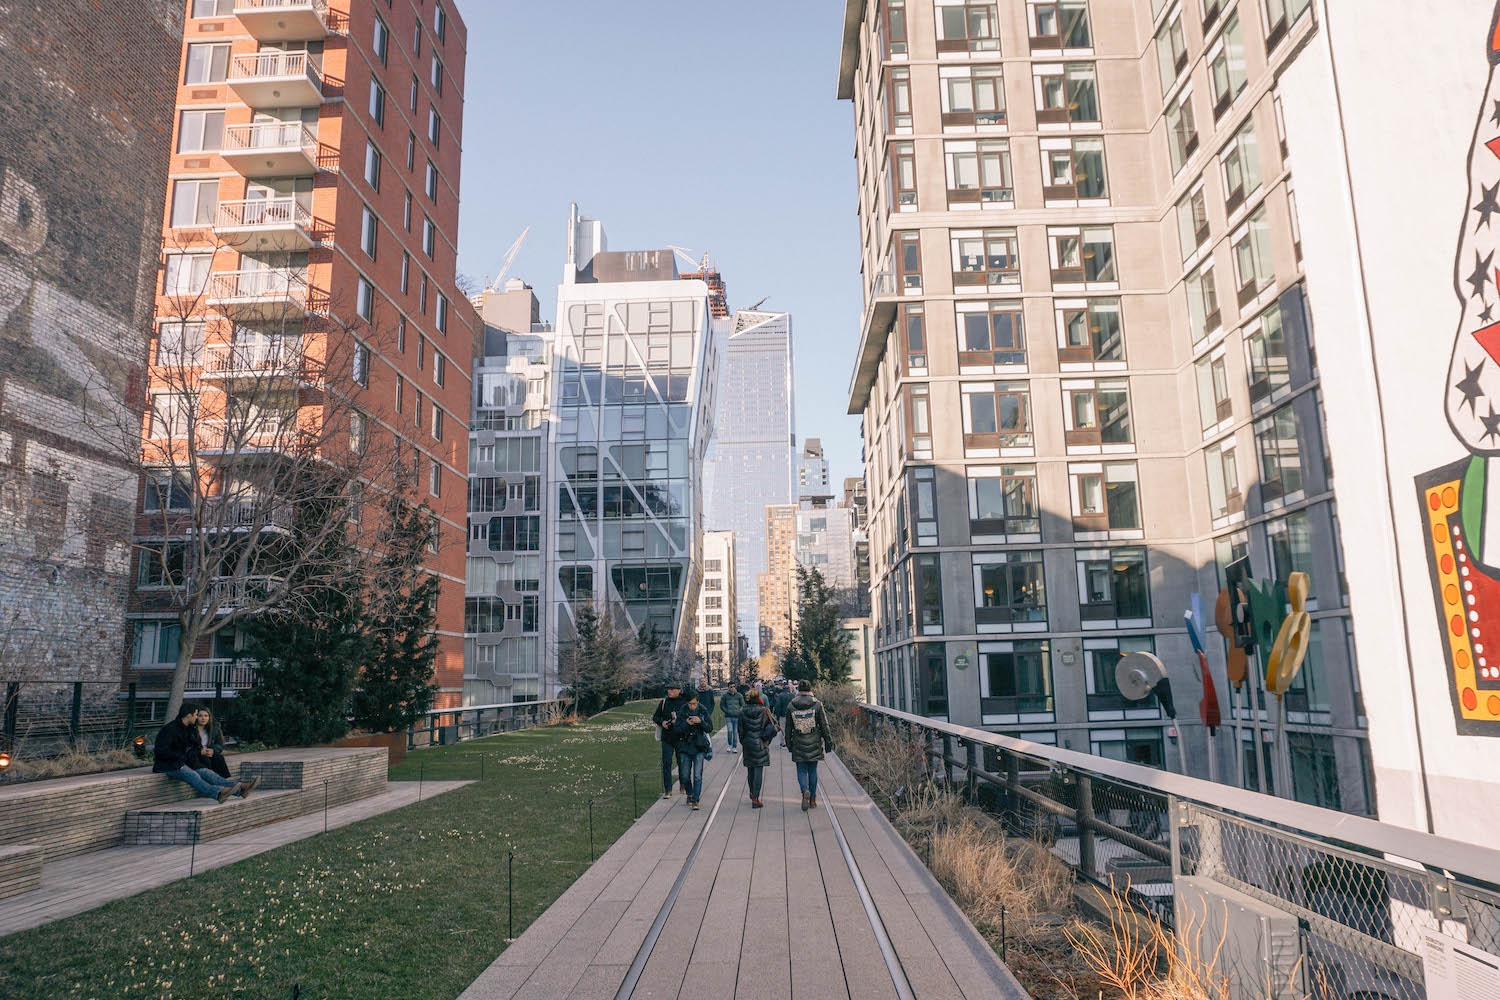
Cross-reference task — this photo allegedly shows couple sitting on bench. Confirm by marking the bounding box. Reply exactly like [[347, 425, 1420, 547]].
[[152, 703, 261, 803]]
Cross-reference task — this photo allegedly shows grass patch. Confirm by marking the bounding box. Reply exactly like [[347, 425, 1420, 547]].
[[0, 701, 667, 1000]]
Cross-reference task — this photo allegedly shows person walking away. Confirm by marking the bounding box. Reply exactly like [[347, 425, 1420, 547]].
[[737, 690, 777, 808], [672, 694, 712, 809], [652, 684, 686, 799], [153, 704, 257, 802], [786, 681, 834, 811], [192, 707, 231, 779], [772, 684, 794, 744], [720, 684, 745, 753]]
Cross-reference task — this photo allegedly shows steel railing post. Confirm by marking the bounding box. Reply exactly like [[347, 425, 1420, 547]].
[[69, 682, 82, 748], [3, 683, 19, 752], [965, 740, 977, 801], [941, 734, 954, 788], [1076, 774, 1096, 880]]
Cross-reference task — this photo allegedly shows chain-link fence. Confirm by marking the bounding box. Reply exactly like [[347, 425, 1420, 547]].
[[864, 704, 1500, 999]]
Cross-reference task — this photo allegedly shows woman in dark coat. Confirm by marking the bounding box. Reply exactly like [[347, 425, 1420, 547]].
[[191, 707, 231, 779], [736, 690, 776, 808]]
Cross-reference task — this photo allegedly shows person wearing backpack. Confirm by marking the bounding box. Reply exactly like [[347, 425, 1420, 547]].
[[785, 681, 834, 811], [652, 684, 686, 799], [736, 689, 776, 808]]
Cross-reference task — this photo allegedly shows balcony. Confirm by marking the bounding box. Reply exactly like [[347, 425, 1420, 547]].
[[207, 268, 312, 320], [205, 575, 283, 610], [220, 122, 319, 178], [846, 271, 900, 415], [232, 0, 329, 42], [214, 198, 313, 252], [203, 338, 305, 384], [187, 658, 260, 693], [227, 50, 323, 108], [207, 495, 296, 533]]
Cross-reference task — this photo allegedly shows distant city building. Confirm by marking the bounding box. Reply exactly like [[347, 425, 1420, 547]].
[[704, 309, 796, 655], [843, 617, 875, 701], [797, 438, 831, 499], [695, 530, 737, 683], [794, 500, 858, 592], [843, 476, 873, 608], [465, 281, 553, 705], [549, 205, 720, 653], [758, 504, 797, 658]]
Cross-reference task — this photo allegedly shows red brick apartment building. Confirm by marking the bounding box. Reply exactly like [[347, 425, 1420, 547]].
[[127, 0, 474, 713]]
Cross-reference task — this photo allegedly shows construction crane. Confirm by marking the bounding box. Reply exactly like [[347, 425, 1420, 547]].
[[484, 226, 531, 294], [747, 296, 771, 311], [666, 244, 712, 276]]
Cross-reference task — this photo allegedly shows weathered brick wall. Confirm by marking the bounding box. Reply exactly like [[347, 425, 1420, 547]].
[[0, 1, 184, 684]]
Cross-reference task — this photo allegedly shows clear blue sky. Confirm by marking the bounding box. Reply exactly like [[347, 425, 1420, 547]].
[[453, 0, 865, 486]]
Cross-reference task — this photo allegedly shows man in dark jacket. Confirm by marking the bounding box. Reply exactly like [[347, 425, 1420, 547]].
[[693, 677, 716, 719], [720, 686, 745, 753], [785, 681, 834, 811], [153, 703, 253, 802], [672, 693, 713, 809], [771, 685, 795, 744], [652, 685, 686, 799]]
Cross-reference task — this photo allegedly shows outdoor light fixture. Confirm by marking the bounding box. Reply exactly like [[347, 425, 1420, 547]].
[[0, 752, 11, 769]]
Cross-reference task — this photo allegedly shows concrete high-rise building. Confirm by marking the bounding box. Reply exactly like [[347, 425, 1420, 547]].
[[695, 530, 737, 683], [0, 1, 182, 695], [794, 500, 859, 592], [837, 0, 1368, 810], [549, 206, 719, 653], [759, 503, 797, 659], [704, 309, 795, 655], [797, 438, 832, 499], [127, 0, 474, 710], [465, 281, 553, 704]]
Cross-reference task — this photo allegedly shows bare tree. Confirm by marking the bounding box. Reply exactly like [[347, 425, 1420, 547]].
[[83, 229, 406, 718]]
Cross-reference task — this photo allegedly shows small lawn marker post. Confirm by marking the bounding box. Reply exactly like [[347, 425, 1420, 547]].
[[507, 851, 514, 940]]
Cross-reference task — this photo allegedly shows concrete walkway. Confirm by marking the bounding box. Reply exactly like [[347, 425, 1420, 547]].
[[459, 733, 1024, 1000], [0, 779, 468, 937]]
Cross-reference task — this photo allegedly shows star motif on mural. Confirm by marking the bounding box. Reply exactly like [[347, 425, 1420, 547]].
[[1483, 303, 1496, 323], [1468, 249, 1496, 300], [1492, 99, 1500, 126], [1481, 403, 1500, 444], [1476, 182, 1500, 230], [1457, 359, 1487, 416]]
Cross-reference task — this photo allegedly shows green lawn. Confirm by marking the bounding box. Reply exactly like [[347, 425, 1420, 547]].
[[0, 701, 676, 1000]]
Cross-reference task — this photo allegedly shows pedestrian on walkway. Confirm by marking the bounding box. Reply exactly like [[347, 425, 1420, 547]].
[[772, 684, 795, 745], [652, 684, 686, 799], [720, 684, 745, 753], [673, 693, 712, 810], [737, 690, 777, 808], [785, 681, 834, 811], [693, 676, 716, 720]]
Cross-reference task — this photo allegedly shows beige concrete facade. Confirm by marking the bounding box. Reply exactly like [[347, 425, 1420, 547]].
[[838, 0, 1370, 810]]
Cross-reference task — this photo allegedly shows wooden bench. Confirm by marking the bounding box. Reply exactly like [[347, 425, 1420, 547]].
[[0, 845, 43, 900]]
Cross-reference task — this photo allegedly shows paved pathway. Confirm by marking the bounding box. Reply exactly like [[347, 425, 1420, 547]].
[[0, 779, 468, 937], [460, 733, 1024, 1000]]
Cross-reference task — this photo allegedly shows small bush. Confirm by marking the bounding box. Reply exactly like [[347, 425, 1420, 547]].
[[4, 745, 142, 784]]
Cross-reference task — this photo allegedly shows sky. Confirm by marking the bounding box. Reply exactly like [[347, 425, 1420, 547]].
[[452, 0, 865, 487]]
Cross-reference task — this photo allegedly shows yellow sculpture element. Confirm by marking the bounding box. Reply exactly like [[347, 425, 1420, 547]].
[[1266, 572, 1312, 697]]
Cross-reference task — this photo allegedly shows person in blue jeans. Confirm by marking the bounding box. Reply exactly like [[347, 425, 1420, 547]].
[[152, 703, 256, 802], [652, 685, 687, 798], [784, 681, 834, 811], [672, 693, 713, 810], [720, 685, 745, 752]]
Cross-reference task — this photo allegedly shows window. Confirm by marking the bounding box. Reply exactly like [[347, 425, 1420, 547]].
[[163, 253, 212, 296], [369, 82, 386, 127], [1049, 226, 1115, 286], [974, 551, 1047, 626], [1041, 136, 1106, 203], [980, 641, 1053, 715], [184, 43, 230, 84], [1208, 13, 1248, 118], [364, 142, 382, 190], [1058, 298, 1125, 366], [1186, 261, 1222, 343], [374, 16, 390, 64], [1286, 621, 1332, 716], [431, 57, 444, 94], [888, 141, 916, 209], [361, 205, 378, 260], [1205, 438, 1243, 519], [1092, 729, 1164, 768], [434, 2, 447, 40], [436, 294, 449, 333], [137, 541, 186, 587], [1289, 732, 1341, 810], [910, 466, 939, 544], [1155, 11, 1188, 94], [885, 67, 913, 132], [1176, 184, 1210, 259], [968, 465, 1040, 537], [922, 645, 949, 717], [431, 404, 443, 441], [144, 471, 191, 512], [957, 301, 1025, 369], [419, 272, 428, 312], [423, 217, 436, 259], [901, 303, 927, 372], [1231, 205, 1275, 304], [963, 381, 1033, 451], [935, 1, 999, 52], [353, 341, 370, 387], [407, 131, 417, 169], [425, 160, 438, 200], [1035, 63, 1099, 125], [1267, 510, 1313, 586], [428, 108, 441, 145], [1086, 636, 1158, 714], [191, 0, 234, 14], [170, 179, 218, 227], [149, 393, 191, 440], [1195, 351, 1233, 429], [429, 462, 441, 497], [945, 139, 1014, 208], [434, 351, 446, 387], [1264, 0, 1312, 51], [357, 277, 375, 321], [488, 515, 541, 552], [1030, 1, 1091, 50], [940, 65, 1006, 127], [1063, 378, 1132, 448], [1245, 301, 1290, 403], [895, 230, 923, 290], [410, 74, 420, 112], [1076, 547, 1150, 622], [916, 555, 943, 629], [882, 0, 908, 56], [1166, 89, 1199, 174], [1255, 404, 1304, 502], [404, 191, 413, 231], [1221, 119, 1262, 214], [1214, 530, 1249, 591], [401, 253, 411, 295], [908, 383, 932, 457], [177, 109, 225, 152], [1071, 462, 1140, 532], [951, 228, 1020, 287]]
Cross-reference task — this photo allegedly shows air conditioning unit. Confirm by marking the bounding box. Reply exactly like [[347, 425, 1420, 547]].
[[1175, 876, 1304, 1000]]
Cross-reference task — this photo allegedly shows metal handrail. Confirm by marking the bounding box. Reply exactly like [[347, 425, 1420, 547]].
[[234, 0, 329, 14], [208, 268, 309, 301], [229, 50, 322, 80], [203, 339, 303, 374], [215, 198, 311, 230], [222, 122, 318, 153]]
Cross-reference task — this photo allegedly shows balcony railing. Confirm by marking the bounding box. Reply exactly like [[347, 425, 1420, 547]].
[[223, 122, 317, 154], [208, 495, 295, 532], [233, 0, 330, 41], [228, 50, 323, 107], [207, 269, 311, 317], [203, 339, 304, 379], [187, 658, 260, 692], [205, 575, 282, 609], [216, 198, 312, 231], [230, 49, 322, 82]]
